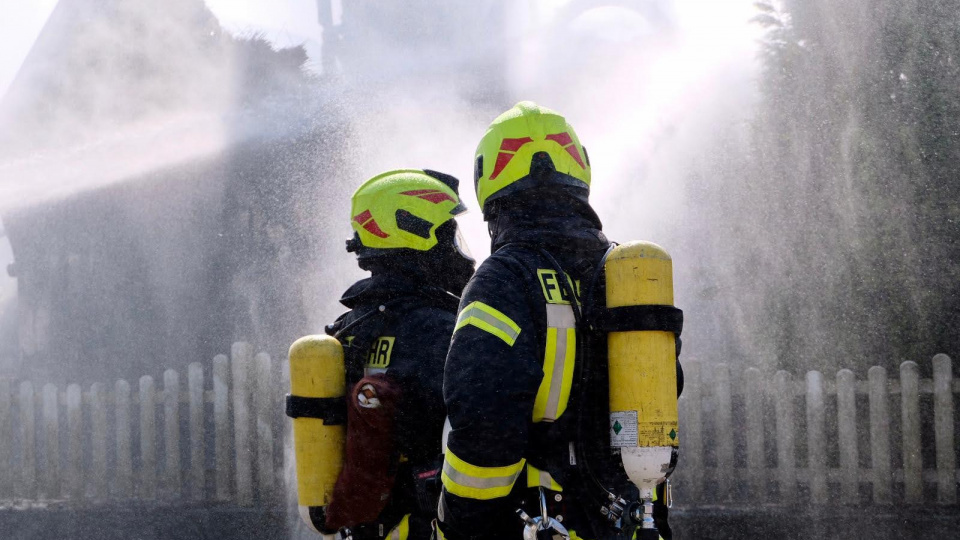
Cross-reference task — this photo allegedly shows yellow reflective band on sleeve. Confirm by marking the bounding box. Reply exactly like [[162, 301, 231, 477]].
[[454, 301, 522, 346], [387, 514, 410, 540], [525, 464, 563, 491], [441, 449, 525, 500], [533, 304, 577, 422]]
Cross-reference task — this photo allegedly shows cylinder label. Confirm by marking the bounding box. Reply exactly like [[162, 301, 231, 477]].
[[610, 411, 638, 447]]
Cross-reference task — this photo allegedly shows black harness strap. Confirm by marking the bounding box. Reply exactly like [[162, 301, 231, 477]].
[[284, 394, 347, 425], [591, 304, 683, 335]]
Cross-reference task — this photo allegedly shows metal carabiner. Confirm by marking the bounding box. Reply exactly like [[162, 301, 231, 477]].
[[517, 488, 571, 540]]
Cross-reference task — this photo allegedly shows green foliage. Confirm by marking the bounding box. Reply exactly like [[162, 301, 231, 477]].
[[695, 0, 960, 374]]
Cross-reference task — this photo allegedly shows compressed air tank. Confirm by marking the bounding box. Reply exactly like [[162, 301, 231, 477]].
[[604, 241, 679, 499], [288, 335, 346, 536]]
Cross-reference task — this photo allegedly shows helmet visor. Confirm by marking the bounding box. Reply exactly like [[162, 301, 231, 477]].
[[454, 226, 474, 262]]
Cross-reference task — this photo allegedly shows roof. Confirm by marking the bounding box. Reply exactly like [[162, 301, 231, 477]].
[[0, 0, 315, 212]]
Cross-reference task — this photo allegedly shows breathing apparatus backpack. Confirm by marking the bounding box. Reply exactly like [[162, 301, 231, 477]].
[[285, 299, 416, 538], [538, 240, 683, 540]]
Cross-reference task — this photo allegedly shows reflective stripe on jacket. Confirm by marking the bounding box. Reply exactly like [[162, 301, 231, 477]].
[[439, 241, 609, 539]]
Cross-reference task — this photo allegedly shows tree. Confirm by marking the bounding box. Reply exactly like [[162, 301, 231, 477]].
[[690, 0, 960, 374]]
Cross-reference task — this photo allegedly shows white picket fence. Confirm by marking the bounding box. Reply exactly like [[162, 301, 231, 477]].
[[0, 344, 956, 508], [0, 342, 284, 505], [674, 354, 958, 506]]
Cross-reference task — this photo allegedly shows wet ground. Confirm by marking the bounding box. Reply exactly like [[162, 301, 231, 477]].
[[0, 502, 289, 540], [673, 504, 959, 539], [1, 503, 957, 539]]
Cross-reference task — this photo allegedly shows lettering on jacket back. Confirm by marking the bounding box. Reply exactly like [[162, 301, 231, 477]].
[[366, 336, 395, 369], [536, 269, 581, 305]]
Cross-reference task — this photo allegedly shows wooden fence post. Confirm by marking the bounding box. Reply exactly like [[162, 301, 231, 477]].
[[0, 378, 11, 498], [679, 361, 702, 500], [281, 352, 293, 506], [836, 369, 858, 504], [744, 368, 765, 500], [34, 346, 960, 510], [19, 381, 36, 499], [188, 362, 205, 500], [163, 369, 181, 498], [140, 376, 157, 500], [774, 371, 796, 503], [900, 361, 922, 503], [255, 352, 276, 500], [214, 354, 231, 500], [714, 364, 734, 500], [115, 379, 132, 498], [232, 342, 254, 506], [41, 383, 59, 499], [90, 382, 108, 499], [868, 366, 891, 504], [66, 384, 83, 499], [806, 371, 826, 502], [932, 354, 956, 504]]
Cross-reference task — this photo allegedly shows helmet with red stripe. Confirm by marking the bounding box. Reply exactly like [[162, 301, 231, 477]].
[[474, 102, 591, 219], [348, 169, 467, 253]]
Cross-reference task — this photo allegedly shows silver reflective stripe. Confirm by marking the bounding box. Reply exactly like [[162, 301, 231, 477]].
[[538, 468, 553, 489], [457, 305, 521, 343], [543, 304, 575, 422], [545, 304, 575, 328], [527, 464, 562, 490], [441, 460, 520, 490], [544, 328, 567, 421]]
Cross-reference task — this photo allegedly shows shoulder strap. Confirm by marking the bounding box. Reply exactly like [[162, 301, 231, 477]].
[[532, 243, 628, 510]]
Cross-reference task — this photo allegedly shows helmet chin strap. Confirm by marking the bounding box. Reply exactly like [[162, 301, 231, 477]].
[[486, 206, 502, 245]]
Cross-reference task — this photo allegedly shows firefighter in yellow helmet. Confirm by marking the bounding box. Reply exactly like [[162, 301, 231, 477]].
[[436, 103, 683, 540], [321, 169, 475, 540]]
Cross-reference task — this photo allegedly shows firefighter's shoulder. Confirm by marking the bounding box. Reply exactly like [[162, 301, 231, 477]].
[[454, 249, 542, 349], [396, 304, 457, 334], [382, 304, 456, 365], [465, 245, 541, 296]]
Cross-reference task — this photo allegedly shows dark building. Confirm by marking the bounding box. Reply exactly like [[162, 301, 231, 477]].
[[0, 0, 350, 383], [0, 0, 514, 384]]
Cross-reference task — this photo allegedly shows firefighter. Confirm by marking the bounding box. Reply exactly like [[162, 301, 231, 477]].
[[322, 169, 475, 540], [436, 102, 682, 540]]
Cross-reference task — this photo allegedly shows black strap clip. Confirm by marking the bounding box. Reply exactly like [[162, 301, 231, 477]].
[[285, 394, 347, 425], [591, 305, 683, 336]]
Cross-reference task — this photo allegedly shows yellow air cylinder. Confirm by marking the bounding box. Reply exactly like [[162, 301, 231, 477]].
[[605, 241, 678, 497], [288, 335, 346, 536]]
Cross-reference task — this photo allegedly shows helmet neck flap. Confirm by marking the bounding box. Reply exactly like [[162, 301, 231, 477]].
[[486, 185, 606, 254]]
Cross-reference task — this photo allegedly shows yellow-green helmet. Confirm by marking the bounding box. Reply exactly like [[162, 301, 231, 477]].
[[348, 169, 467, 254], [474, 101, 591, 217]]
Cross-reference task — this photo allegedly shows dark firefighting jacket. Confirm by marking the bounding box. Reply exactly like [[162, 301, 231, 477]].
[[438, 217, 683, 540], [326, 273, 460, 540]]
